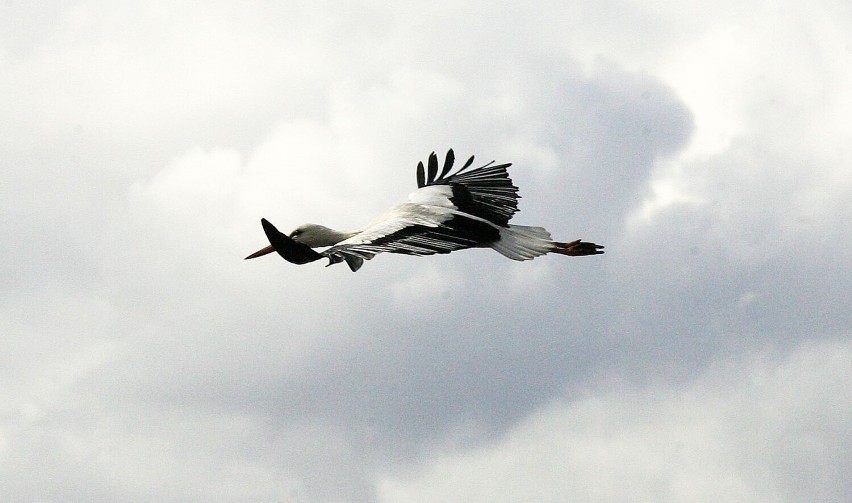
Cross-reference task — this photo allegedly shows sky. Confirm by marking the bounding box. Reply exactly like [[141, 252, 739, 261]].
[[2, 1, 850, 502]]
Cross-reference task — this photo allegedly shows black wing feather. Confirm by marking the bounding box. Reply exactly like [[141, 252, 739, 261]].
[[458, 154, 475, 173], [260, 218, 324, 265], [417, 149, 521, 227], [426, 151, 439, 184], [416, 161, 426, 188], [439, 149, 455, 179]]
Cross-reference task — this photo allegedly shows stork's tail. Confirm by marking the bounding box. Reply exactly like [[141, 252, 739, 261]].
[[490, 225, 604, 261]]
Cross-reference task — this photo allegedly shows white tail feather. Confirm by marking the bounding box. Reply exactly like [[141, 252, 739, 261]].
[[490, 225, 555, 261]]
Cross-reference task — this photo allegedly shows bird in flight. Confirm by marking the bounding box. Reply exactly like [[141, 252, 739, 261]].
[[246, 149, 603, 272]]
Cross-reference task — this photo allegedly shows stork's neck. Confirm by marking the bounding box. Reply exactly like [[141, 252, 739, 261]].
[[294, 224, 359, 247]]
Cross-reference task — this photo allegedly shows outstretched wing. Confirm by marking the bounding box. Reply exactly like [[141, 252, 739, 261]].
[[416, 149, 520, 227], [321, 203, 500, 271]]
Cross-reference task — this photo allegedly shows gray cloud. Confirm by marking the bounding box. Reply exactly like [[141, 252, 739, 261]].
[[378, 338, 852, 502], [2, 1, 849, 502]]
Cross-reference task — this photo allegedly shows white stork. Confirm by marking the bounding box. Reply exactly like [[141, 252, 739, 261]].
[[245, 149, 603, 272]]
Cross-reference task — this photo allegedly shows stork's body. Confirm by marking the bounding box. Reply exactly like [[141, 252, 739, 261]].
[[246, 150, 603, 272]]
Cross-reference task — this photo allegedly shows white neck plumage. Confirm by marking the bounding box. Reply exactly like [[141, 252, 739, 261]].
[[290, 224, 359, 248]]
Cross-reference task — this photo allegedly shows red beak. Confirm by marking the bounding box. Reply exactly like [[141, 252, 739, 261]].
[[244, 245, 274, 260]]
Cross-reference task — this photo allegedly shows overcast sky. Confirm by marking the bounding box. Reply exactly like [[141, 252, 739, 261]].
[[2, 1, 850, 502]]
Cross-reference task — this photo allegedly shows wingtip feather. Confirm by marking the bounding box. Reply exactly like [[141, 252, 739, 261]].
[[439, 149, 455, 179], [427, 151, 439, 184], [416, 161, 425, 188]]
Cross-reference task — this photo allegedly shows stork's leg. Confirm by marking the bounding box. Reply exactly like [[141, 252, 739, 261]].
[[551, 240, 605, 256]]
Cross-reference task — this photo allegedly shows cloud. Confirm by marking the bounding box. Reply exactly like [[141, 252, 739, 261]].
[[378, 338, 852, 502], [2, 1, 850, 502]]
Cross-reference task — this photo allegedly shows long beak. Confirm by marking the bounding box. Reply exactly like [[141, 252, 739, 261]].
[[245, 244, 275, 260]]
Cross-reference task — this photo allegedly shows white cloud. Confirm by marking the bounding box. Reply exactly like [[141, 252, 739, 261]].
[[622, 0, 852, 225]]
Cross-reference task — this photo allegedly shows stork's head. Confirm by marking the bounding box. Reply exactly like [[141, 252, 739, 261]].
[[288, 224, 351, 248], [244, 219, 325, 263]]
